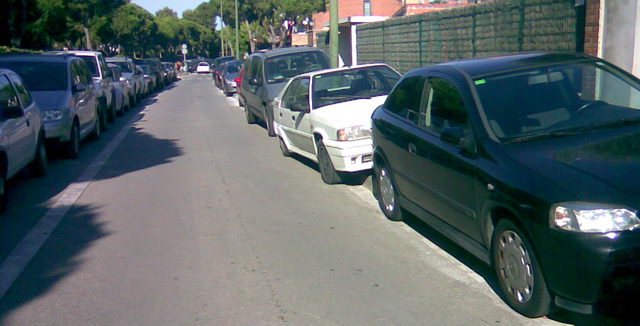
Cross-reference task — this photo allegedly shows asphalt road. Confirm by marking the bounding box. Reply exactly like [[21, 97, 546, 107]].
[[0, 75, 614, 325]]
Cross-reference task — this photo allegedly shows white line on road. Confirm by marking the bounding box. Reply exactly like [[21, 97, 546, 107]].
[[0, 106, 149, 299]]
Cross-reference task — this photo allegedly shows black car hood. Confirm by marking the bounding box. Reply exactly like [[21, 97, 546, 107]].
[[504, 130, 640, 204]]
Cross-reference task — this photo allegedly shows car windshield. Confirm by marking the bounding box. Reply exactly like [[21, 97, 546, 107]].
[[0, 62, 67, 91], [140, 65, 150, 74], [312, 66, 400, 109], [265, 52, 329, 84], [198, 62, 209, 67], [225, 64, 239, 74], [474, 61, 640, 143], [109, 61, 132, 73], [79, 56, 99, 77]]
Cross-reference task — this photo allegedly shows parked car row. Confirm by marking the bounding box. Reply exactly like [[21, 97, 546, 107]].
[[218, 48, 640, 319], [0, 51, 177, 212]]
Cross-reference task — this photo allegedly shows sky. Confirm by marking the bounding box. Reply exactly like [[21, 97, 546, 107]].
[[132, 0, 206, 17]]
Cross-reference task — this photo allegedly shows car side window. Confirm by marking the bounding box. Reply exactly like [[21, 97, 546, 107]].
[[292, 78, 310, 108], [0, 75, 21, 109], [7, 74, 32, 107], [70, 62, 83, 86], [420, 77, 469, 134], [255, 59, 264, 83], [384, 76, 426, 124], [282, 79, 301, 109], [78, 62, 92, 85]]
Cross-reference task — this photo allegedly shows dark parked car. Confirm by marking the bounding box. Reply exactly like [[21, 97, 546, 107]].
[[134, 58, 164, 91], [220, 60, 242, 96], [242, 47, 329, 137], [0, 54, 101, 158], [372, 52, 640, 317], [107, 57, 144, 105], [213, 56, 236, 87]]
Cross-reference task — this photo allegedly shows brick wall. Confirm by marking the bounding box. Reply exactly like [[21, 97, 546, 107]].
[[583, 0, 600, 57], [313, 0, 403, 30]]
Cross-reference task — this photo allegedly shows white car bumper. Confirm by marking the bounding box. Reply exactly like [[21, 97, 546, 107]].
[[323, 138, 373, 172]]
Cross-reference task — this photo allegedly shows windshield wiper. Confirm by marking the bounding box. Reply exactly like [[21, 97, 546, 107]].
[[505, 130, 582, 144], [579, 117, 640, 131]]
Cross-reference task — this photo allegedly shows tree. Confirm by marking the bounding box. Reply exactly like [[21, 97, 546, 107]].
[[111, 3, 159, 57], [156, 7, 178, 19], [66, 0, 129, 49]]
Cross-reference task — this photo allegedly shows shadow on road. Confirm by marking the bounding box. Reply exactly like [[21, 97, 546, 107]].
[[0, 85, 184, 323], [0, 204, 109, 324], [288, 153, 370, 186]]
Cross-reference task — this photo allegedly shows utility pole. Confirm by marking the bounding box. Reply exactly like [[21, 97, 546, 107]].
[[329, 0, 339, 67], [235, 0, 240, 59], [220, 0, 225, 56]]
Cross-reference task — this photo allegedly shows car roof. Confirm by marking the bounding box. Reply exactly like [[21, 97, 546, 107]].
[[106, 57, 132, 62], [251, 47, 325, 59], [0, 54, 76, 63], [45, 50, 102, 57], [293, 63, 395, 79], [430, 52, 596, 79]]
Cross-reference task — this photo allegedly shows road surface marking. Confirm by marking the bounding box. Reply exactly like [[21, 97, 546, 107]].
[[0, 105, 149, 299]]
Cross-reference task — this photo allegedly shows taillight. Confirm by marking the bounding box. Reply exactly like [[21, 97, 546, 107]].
[[234, 78, 241, 83]]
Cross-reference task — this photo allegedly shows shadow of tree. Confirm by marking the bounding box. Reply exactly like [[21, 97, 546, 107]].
[[0, 96, 184, 323], [0, 204, 109, 324]]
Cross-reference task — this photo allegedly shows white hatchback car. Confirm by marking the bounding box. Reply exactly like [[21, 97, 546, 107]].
[[196, 62, 210, 74], [273, 64, 400, 184]]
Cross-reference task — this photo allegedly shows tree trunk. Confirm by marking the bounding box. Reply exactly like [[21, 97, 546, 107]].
[[83, 25, 92, 50]]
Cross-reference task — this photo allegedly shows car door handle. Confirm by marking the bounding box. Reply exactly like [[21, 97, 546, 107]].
[[78, 99, 87, 106], [279, 112, 283, 117], [408, 143, 417, 155], [291, 115, 296, 122]]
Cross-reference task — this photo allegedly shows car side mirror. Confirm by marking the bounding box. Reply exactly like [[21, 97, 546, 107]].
[[441, 126, 477, 154], [249, 78, 262, 86], [290, 102, 310, 113], [1, 99, 24, 120], [72, 83, 86, 93]]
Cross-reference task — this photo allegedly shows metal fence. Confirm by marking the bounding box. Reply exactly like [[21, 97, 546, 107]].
[[357, 0, 578, 73]]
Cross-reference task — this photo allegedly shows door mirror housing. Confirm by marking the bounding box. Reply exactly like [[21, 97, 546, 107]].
[[290, 101, 310, 113], [441, 127, 476, 154]]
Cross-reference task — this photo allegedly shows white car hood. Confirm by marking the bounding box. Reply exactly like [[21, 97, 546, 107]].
[[310, 96, 387, 128]]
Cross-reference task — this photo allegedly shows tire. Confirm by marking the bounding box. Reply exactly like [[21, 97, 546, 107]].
[[316, 140, 342, 185], [265, 108, 275, 137], [492, 219, 551, 318], [30, 135, 47, 177], [245, 105, 256, 124], [279, 136, 291, 157], [99, 101, 108, 132], [239, 95, 245, 107], [374, 163, 404, 221], [90, 113, 101, 141], [65, 122, 80, 159], [108, 101, 116, 123], [0, 174, 6, 213]]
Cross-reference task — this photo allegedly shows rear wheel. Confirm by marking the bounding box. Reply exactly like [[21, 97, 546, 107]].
[[99, 101, 108, 132], [65, 122, 80, 159], [316, 140, 342, 185], [245, 105, 256, 124], [374, 163, 404, 221], [30, 135, 47, 177], [0, 172, 7, 213], [90, 113, 101, 140], [279, 136, 291, 157], [108, 101, 116, 122], [492, 219, 551, 317], [265, 108, 275, 137]]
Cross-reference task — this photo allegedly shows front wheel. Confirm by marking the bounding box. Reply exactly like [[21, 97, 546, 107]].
[[316, 140, 342, 185], [265, 108, 275, 137], [278, 136, 291, 157], [492, 219, 551, 317]]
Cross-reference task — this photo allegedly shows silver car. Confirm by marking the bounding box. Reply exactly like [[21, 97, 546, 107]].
[[0, 68, 47, 211], [107, 56, 143, 105], [0, 54, 101, 158]]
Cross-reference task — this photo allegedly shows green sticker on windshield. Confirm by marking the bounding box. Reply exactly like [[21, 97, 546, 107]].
[[474, 79, 486, 85]]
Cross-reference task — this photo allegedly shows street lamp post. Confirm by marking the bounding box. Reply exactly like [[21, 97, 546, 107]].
[[235, 0, 239, 58], [329, 0, 339, 67], [220, 0, 224, 56]]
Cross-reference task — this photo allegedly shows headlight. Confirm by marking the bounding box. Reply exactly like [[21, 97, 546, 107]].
[[551, 203, 640, 233], [337, 125, 371, 141], [43, 110, 64, 122]]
